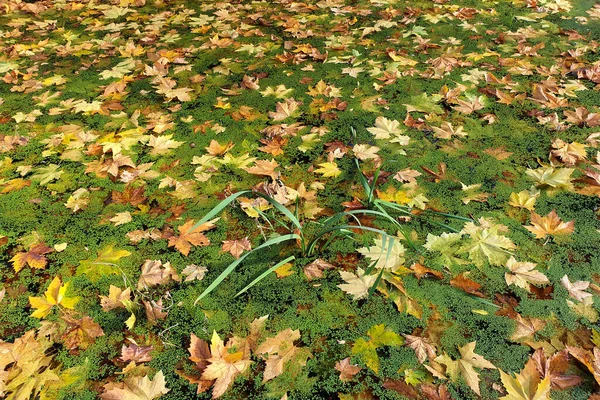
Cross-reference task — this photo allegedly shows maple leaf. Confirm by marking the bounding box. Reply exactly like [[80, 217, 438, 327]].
[[568, 297, 599, 322], [77, 245, 132, 281], [460, 222, 516, 267], [0, 330, 59, 399], [526, 167, 574, 192], [100, 285, 131, 311], [509, 189, 539, 211], [221, 238, 252, 259], [435, 342, 496, 396], [450, 273, 485, 297], [531, 349, 581, 390], [120, 342, 153, 363], [567, 346, 600, 385], [504, 257, 549, 292], [168, 218, 218, 256], [65, 188, 90, 212], [352, 324, 403, 373], [366, 116, 407, 140], [393, 168, 422, 185], [29, 276, 79, 318], [244, 159, 280, 180], [146, 134, 183, 156], [315, 162, 342, 178], [61, 315, 104, 351], [100, 370, 170, 400], [335, 358, 362, 381], [110, 211, 132, 226], [201, 331, 253, 398], [358, 235, 406, 272], [499, 358, 550, 400], [404, 334, 436, 363], [1, 178, 30, 193], [143, 299, 168, 325], [268, 98, 301, 120], [137, 259, 180, 290], [11, 243, 52, 272], [256, 328, 311, 382], [564, 106, 600, 127], [431, 122, 468, 139], [510, 314, 546, 342], [338, 268, 378, 300], [524, 210, 574, 239], [550, 138, 587, 166], [353, 144, 380, 161], [303, 258, 335, 281], [561, 275, 592, 301], [205, 140, 234, 156], [31, 164, 63, 185], [182, 264, 208, 282]]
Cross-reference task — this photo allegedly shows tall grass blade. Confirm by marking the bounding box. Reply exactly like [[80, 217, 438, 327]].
[[235, 256, 296, 297], [194, 234, 300, 304]]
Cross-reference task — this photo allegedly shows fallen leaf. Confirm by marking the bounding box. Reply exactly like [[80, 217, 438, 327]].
[[29, 277, 79, 318], [303, 258, 335, 280], [525, 210, 574, 239], [100, 370, 169, 400], [221, 238, 252, 259], [168, 219, 218, 256], [335, 358, 361, 381]]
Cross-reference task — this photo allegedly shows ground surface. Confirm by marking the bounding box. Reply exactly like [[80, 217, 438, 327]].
[[1, 0, 600, 399]]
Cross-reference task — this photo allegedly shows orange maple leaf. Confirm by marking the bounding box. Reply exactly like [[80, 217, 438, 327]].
[[244, 159, 280, 180], [524, 210, 574, 239], [168, 219, 219, 256]]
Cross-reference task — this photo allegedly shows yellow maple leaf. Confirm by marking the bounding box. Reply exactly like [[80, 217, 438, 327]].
[[499, 358, 550, 400], [201, 331, 253, 398], [315, 162, 342, 178], [29, 277, 79, 318], [435, 342, 496, 396]]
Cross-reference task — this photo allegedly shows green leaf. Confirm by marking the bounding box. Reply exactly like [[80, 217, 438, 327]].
[[352, 324, 403, 373], [76, 245, 131, 281]]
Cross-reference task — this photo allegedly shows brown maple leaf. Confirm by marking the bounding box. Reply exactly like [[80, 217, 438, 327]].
[[168, 218, 219, 256], [255, 328, 311, 382], [404, 334, 437, 363], [11, 243, 53, 272], [137, 259, 180, 289], [205, 140, 234, 156], [532, 348, 581, 390], [221, 238, 252, 259], [100, 285, 131, 311], [524, 210, 574, 239], [303, 258, 335, 281], [564, 106, 600, 127], [335, 357, 361, 381], [61, 315, 104, 351], [450, 273, 485, 298], [268, 98, 301, 120], [111, 185, 146, 206], [120, 341, 154, 363], [244, 159, 280, 181], [143, 299, 168, 325]]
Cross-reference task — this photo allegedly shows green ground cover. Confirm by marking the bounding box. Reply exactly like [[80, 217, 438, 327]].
[[1, 0, 600, 398]]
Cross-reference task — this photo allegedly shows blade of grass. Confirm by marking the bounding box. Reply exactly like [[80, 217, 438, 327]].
[[194, 234, 300, 304], [235, 256, 296, 297]]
